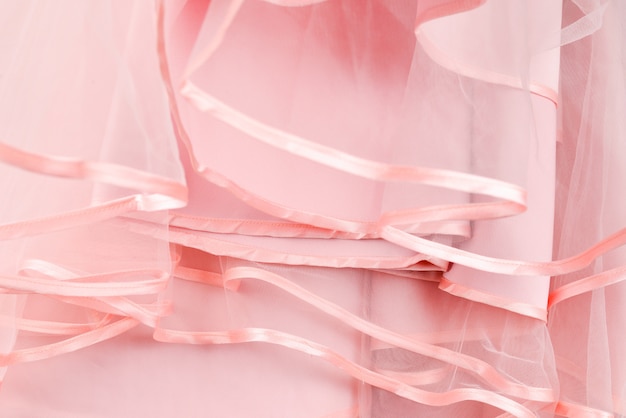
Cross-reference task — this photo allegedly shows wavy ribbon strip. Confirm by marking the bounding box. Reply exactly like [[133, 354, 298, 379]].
[[0, 316, 139, 367], [0, 258, 172, 366], [439, 276, 547, 320], [164, 224, 447, 270], [0, 316, 104, 336], [165, 0, 626, 288], [167, 211, 471, 239], [221, 265, 555, 403], [180, 82, 526, 238], [382, 225, 626, 277], [152, 3, 626, 416], [158, 0, 529, 239], [180, 81, 526, 206], [0, 270, 168, 297], [0, 141, 187, 209], [153, 326, 535, 417], [18, 260, 172, 327], [548, 265, 626, 308]]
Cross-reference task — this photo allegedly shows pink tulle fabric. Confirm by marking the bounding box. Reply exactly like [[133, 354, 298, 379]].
[[0, 0, 624, 416]]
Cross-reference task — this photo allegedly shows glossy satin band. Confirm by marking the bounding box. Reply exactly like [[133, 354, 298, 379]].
[[0, 140, 187, 240], [221, 266, 555, 403], [174, 265, 230, 289], [165, 225, 446, 270], [158, 0, 525, 246], [18, 260, 172, 327], [439, 276, 547, 321], [167, 211, 471, 239], [196, 164, 495, 238], [0, 141, 187, 207], [0, 316, 104, 336], [180, 81, 526, 206], [548, 265, 626, 309], [0, 316, 139, 366], [0, 269, 168, 297], [382, 225, 626, 277], [153, 326, 536, 418], [177, 81, 527, 238]]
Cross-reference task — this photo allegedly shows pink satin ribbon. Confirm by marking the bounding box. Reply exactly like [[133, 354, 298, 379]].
[[0, 140, 187, 240], [0, 270, 168, 297], [0, 141, 187, 207], [221, 265, 555, 403], [180, 81, 527, 206], [143, 3, 626, 415], [548, 265, 626, 309], [0, 259, 170, 366], [0, 316, 139, 366], [156, 0, 626, 318], [162, 0, 529, 243], [439, 276, 547, 321], [382, 225, 626, 277], [153, 326, 537, 417]]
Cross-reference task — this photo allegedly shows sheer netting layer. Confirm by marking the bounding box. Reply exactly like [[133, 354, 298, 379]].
[[0, 0, 624, 416]]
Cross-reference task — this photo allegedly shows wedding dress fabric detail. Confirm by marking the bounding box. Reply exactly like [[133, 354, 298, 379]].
[[0, 0, 624, 416]]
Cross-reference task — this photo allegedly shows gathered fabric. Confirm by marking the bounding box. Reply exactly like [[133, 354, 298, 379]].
[[0, 1, 624, 416]]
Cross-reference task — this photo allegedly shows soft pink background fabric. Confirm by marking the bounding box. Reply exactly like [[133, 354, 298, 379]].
[[0, 0, 624, 416]]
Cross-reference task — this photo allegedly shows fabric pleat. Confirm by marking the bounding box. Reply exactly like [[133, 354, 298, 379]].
[[0, 0, 624, 416]]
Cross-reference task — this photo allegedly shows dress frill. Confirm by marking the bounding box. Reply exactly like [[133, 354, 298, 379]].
[[0, 0, 624, 416]]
